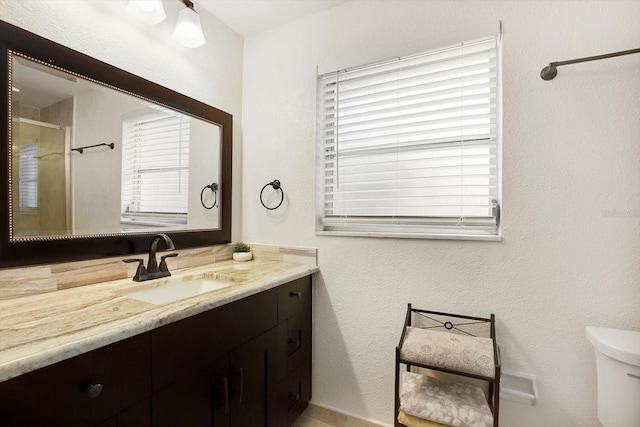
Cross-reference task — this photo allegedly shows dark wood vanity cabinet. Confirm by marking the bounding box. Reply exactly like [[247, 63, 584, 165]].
[[151, 276, 312, 427], [0, 276, 312, 427], [0, 333, 151, 427]]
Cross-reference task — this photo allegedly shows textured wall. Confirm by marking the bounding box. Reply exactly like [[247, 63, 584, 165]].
[[241, 1, 640, 426], [0, 0, 244, 239]]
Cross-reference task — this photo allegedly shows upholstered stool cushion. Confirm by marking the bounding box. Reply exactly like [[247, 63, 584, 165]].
[[400, 327, 495, 379], [400, 371, 493, 427]]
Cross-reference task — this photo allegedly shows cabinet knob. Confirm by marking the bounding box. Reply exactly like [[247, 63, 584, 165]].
[[289, 291, 302, 298], [86, 383, 103, 398]]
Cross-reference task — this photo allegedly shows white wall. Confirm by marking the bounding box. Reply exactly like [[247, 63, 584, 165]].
[[188, 120, 221, 229], [241, 1, 640, 426], [73, 89, 142, 234], [0, 0, 244, 239]]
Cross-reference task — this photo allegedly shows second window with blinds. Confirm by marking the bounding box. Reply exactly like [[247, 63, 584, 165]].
[[316, 34, 501, 239], [121, 110, 191, 228]]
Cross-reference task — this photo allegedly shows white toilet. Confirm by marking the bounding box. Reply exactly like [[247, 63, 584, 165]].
[[586, 326, 640, 427]]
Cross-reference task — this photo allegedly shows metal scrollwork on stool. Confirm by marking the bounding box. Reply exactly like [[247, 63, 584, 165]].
[[260, 179, 284, 210], [200, 182, 218, 209]]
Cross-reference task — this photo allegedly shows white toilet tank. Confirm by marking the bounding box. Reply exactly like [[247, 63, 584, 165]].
[[586, 326, 640, 427]]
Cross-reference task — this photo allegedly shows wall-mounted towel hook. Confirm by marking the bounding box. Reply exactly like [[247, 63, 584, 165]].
[[260, 179, 284, 210], [200, 182, 218, 209], [71, 142, 115, 154]]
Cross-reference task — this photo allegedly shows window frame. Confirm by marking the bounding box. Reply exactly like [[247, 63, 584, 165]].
[[315, 33, 502, 241]]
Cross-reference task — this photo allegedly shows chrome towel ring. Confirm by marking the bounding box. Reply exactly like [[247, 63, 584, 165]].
[[200, 182, 218, 209], [260, 179, 284, 210]]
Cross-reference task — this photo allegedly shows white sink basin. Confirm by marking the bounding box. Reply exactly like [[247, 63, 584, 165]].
[[125, 278, 234, 305]]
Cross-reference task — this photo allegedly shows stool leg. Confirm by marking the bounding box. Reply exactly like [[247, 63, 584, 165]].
[[494, 377, 500, 427], [395, 347, 400, 426]]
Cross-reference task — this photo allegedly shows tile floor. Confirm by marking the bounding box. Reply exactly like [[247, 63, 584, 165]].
[[292, 404, 386, 427]]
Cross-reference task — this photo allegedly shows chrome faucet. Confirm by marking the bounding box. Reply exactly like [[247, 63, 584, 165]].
[[123, 233, 178, 282]]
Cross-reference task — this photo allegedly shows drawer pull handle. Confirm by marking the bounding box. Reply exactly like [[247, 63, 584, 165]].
[[232, 367, 244, 403], [288, 392, 301, 401], [215, 376, 230, 415], [628, 373, 640, 379], [288, 338, 301, 348], [290, 291, 302, 298], [86, 383, 103, 398], [223, 376, 230, 414]]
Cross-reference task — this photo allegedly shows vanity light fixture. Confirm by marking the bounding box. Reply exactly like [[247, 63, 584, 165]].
[[126, 0, 166, 25], [172, 0, 206, 48]]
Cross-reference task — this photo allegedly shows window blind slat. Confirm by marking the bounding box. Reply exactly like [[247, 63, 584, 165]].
[[327, 125, 496, 151], [331, 112, 496, 137], [324, 135, 496, 155], [327, 94, 496, 126]]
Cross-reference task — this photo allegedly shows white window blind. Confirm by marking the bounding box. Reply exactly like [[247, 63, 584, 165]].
[[316, 35, 500, 238], [121, 111, 190, 225], [19, 143, 38, 211]]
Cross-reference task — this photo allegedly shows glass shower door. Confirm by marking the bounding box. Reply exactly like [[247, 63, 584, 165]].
[[12, 119, 69, 237]]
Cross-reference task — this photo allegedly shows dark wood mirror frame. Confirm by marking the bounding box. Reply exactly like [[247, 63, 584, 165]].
[[0, 20, 232, 268]]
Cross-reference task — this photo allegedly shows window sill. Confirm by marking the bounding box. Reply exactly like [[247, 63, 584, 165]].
[[315, 230, 502, 242]]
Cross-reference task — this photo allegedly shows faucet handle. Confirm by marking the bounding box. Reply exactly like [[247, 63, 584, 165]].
[[123, 258, 148, 282], [159, 253, 179, 274]]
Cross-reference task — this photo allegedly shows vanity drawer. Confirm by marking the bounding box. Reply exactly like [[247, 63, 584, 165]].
[[276, 308, 312, 382], [151, 287, 277, 391], [286, 310, 312, 375], [0, 333, 150, 427], [277, 359, 312, 427], [277, 276, 311, 323]]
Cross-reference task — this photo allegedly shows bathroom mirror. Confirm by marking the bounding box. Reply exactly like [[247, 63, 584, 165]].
[[0, 21, 232, 267]]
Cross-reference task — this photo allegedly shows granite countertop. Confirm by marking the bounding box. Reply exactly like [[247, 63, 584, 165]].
[[0, 259, 318, 383]]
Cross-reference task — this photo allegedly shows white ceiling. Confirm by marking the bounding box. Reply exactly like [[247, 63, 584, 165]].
[[197, 0, 350, 36]]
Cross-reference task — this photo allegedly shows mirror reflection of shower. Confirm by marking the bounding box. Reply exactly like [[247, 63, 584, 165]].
[[12, 117, 71, 237]]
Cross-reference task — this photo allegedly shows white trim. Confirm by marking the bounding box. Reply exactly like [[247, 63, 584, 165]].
[[317, 21, 501, 76], [316, 230, 502, 241]]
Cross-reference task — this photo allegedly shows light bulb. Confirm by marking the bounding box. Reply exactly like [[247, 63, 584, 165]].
[[138, 1, 156, 12], [127, 0, 166, 25]]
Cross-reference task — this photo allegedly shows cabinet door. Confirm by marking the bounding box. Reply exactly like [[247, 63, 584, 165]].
[[230, 328, 278, 427], [152, 288, 277, 391], [152, 354, 229, 427]]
